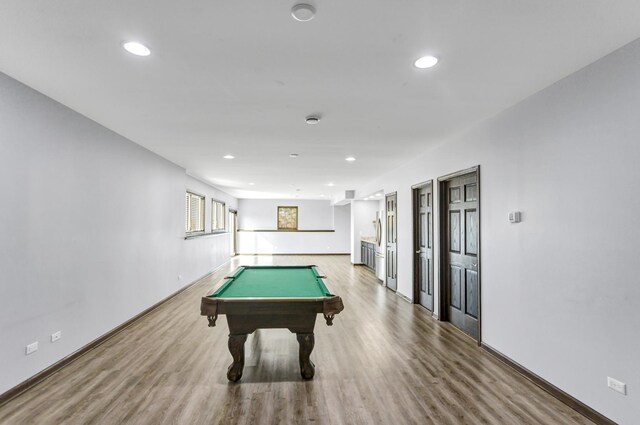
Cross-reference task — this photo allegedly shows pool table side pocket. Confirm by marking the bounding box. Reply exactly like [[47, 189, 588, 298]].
[[322, 296, 344, 326]]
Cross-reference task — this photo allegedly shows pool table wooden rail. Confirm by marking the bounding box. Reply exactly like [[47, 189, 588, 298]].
[[201, 294, 344, 328]]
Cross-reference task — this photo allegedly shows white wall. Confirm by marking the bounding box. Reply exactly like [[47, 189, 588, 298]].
[[0, 72, 236, 395], [355, 39, 640, 423], [237, 199, 350, 254], [350, 201, 379, 264], [238, 199, 334, 229]]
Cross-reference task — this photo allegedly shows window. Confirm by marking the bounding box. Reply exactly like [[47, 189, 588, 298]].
[[277, 206, 298, 230], [212, 200, 226, 232], [185, 191, 205, 233]]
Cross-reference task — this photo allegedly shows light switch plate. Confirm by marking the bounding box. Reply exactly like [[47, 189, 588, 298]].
[[26, 341, 38, 355], [607, 377, 627, 395]]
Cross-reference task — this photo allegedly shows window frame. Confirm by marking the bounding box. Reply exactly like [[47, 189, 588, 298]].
[[211, 199, 226, 233], [185, 191, 205, 234]]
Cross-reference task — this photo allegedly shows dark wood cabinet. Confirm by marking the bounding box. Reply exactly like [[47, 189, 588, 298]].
[[361, 241, 376, 272]]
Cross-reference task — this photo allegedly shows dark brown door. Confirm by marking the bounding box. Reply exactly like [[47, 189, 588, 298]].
[[413, 182, 433, 311], [441, 170, 479, 339], [386, 192, 397, 291]]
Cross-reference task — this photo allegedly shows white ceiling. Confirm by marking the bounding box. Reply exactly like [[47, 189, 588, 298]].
[[1, 1, 640, 199]]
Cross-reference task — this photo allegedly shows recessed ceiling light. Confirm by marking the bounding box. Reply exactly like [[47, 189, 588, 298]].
[[290, 153, 299, 158], [375, 193, 381, 197], [123, 41, 151, 57], [306, 116, 320, 125], [320, 194, 325, 197], [291, 4, 316, 22], [345, 156, 356, 162], [249, 182, 255, 186], [223, 155, 235, 159], [414, 55, 438, 69], [327, 183, 334, 187]]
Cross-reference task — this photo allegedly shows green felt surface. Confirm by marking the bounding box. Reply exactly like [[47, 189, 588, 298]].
[[211, 266, 332, 298]]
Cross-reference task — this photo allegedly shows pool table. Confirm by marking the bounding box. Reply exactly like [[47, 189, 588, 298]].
[[200, 265, 344, 381]]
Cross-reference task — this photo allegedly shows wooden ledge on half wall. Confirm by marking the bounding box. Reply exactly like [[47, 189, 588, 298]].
[[237, 229, 335, 232], [184, 231, 229, 240]]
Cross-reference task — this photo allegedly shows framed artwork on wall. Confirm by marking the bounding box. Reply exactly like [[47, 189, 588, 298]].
[[277, 206, 298, 230]]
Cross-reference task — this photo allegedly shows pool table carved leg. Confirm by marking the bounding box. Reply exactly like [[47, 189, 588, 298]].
[[297, 333, 315, 379], [227, 334, 247, 382]]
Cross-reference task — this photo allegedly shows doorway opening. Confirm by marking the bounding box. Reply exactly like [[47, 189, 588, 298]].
[[229, 209, 238, 256]]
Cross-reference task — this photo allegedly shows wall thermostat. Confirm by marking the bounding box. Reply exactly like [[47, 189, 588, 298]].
[[508, 211, 522, 223]]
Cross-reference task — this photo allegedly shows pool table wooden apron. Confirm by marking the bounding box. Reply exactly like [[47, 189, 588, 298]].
[[200, 266, 344, 381]]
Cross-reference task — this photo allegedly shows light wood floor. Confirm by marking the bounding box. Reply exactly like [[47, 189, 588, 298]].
[[0, 255, 592, 425]]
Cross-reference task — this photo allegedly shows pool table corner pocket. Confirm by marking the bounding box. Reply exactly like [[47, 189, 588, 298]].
[[322, 295, 344, 326], [200, 297, 219, 327]]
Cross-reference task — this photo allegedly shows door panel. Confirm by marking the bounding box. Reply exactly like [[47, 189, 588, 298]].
[[465, 209, 478, 255], [386, 193, 397, 291], [449, 187, 461, 203], [465, 183, 477, 201], [465, 270, 478, 318], [449, 211, 461, 253], [420, 257, 427, 292], [442, 171, 479, 339], [414, 182, 433, 311], [450, 265, 462, 309]]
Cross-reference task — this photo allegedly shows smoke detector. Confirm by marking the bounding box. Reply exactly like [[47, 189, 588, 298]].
[[291, 4, 316, 22]]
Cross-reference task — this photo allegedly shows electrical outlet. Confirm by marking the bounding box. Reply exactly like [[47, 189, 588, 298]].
[[51, 331, 61, 342], [26, 341, 38, 355], [508, 211, 522, 223], [607, 377, 627, 395]]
